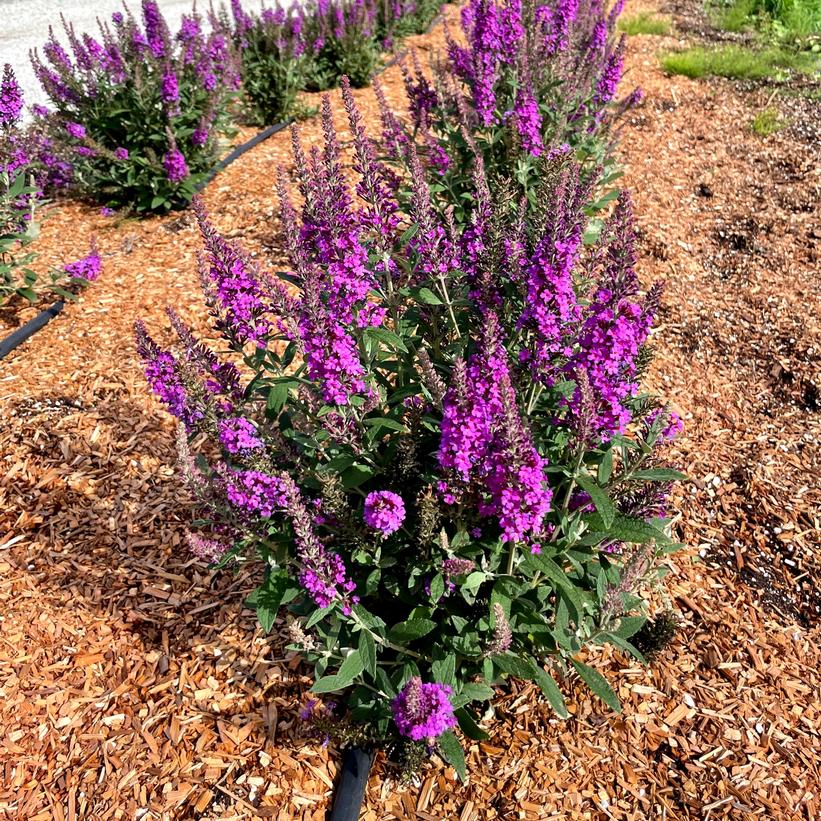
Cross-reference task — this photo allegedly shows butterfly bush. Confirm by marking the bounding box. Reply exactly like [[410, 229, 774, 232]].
[[224, 0, 310, 125], [302, 0, 383, 90], [0, 64, 99, 306], [29, 1, 239, 213], [376, 0, 639, 220], [138, 70, 683, 775]]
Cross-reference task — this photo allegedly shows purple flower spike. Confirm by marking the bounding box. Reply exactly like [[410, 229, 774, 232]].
[[65, 121, 86, 140], [163, 148, 188, 183], [219, 416, 265, 454], [0, 64, 24, 128], [392, 678, 457, 742], [363, 491, 406, 535]]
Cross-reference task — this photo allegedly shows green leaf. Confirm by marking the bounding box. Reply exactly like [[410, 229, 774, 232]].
[[431, 653, 457, 687], [455, 707, 488, 740], [363, 326, 408, 353], [388, 618, 436, 643], [437, 731, 467, 781], [411, 286, 443, 305], [311, 674, 343, 694], [493, 652, 534, 679], [340, 464, 375, 489], [529, 662, 569, 719], [598, 448, 614, 485], [585, 512, 670, 546], [527, 554, 584, 621], [335, 649, 365, 689], [253, 573, 299, 633], [571, 659, 621, 713], [630, 468, 688, 482], [358, 630, 377, 676], [574, 473, 615, 529], [458, 682, 495, 703], [595, 632, 647, 664], [305, 604, 335, 628], [362, 416, 409, 434], [267, 381, 296, 415], [428, 573, 446, 603], [612, 615, 646, 639]]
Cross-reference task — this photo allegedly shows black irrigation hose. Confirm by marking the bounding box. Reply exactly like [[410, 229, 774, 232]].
[[0, 119, 293, 360], [193, 117, 294, 194], [327, 746, 376, 821], [0, 299, 64, 361]]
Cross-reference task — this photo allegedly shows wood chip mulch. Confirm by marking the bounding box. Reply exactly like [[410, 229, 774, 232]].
[[1, 1, 819, 818]]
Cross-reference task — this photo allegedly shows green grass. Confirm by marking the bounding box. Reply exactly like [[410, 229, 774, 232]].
[[712, 0, 821, 38], [660, 44, 819, 78], [750, 106, 787, 133], [618, 12, 672, 35]]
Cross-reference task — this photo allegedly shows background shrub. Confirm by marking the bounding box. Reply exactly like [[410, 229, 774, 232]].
[[30, 1, 240, 213], [0, 64, 98, 306], [303, 0, 382, 90], [228, 0, 310, 126]]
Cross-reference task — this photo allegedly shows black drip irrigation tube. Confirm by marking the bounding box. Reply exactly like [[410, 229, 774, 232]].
[[327, 746, 376, 821], [192, 117, 294, 194], [0, 299, 64, 361], [0, 119, 294, 362]]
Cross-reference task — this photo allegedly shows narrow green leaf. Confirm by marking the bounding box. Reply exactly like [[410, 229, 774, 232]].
[[437, 731, 467, 781], [358, 630, 377, 677], [571, 659, 621, 713], [574, 473, 616, 529], [528, 554, 584, 621], [388, 618, 436, 643], [455, 707, 489, 740], [613, 615, 646, 639], [335, 649, 365, 689], [311, 674, 342, 694], [431, 653, 457, 687], [631, 468, 688, 482], [529, 662, 569, 719]]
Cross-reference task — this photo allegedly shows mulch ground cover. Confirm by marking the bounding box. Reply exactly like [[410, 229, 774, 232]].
[[1, 0, 819, 818]]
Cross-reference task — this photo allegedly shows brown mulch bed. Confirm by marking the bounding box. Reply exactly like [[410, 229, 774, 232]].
[[1, 1, 819, 818]]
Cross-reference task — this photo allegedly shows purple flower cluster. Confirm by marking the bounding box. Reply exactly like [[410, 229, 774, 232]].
[[63, 245, 102, 282], [0, 65, 23, 128], [363, 491, 406, 535], [196, 201, 271, 347], [226, 470, 356, 610], [219, 416, 265, 454], [163, 148, 189, 183], [645, 407, 683, 443], [65, 122, 86, 140], [135, 320, 204, 431], [439, 315, 553, 545], [226, 469, 289, 517], [391, 678, 457, 741]]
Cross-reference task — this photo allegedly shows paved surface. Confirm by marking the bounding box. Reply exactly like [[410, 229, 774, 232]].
[[0, 0, 196, 112]]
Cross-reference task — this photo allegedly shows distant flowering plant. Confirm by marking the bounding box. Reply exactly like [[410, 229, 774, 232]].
[[138, 77, 684, 777], [0, 64, 99, 307], [303, 0, 382, 89], [30, 1, 239, 213], [226, 0, 311, 126]]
